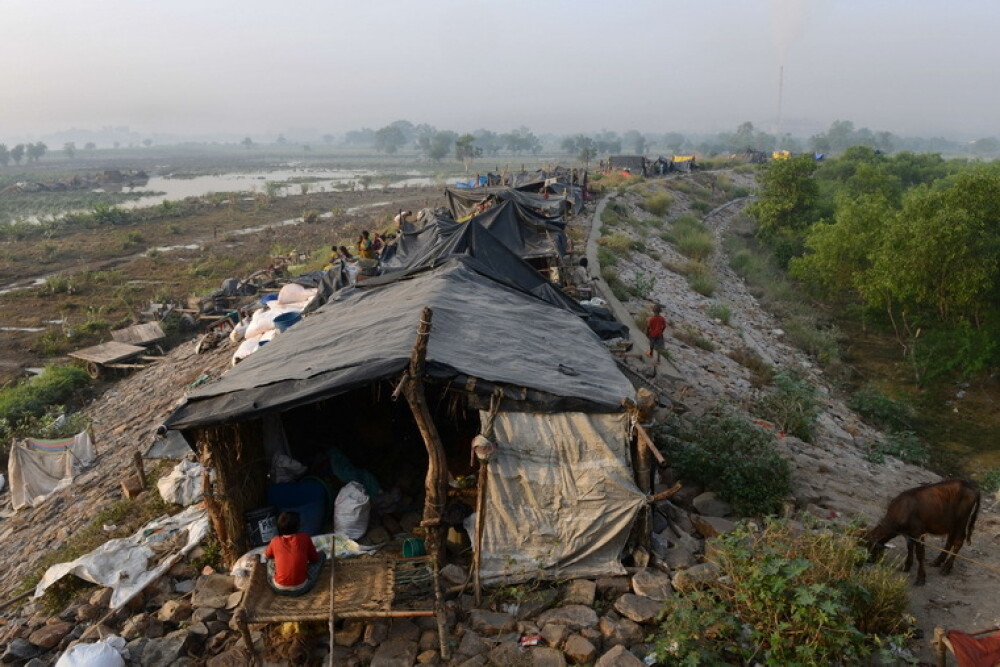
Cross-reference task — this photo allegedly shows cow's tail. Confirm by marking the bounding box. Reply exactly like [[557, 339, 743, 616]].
[[966, 494, 981, 545]]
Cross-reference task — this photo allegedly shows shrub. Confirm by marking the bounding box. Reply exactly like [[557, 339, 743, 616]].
[[629, 272, 654, 299], [865, 431, 930, 467], [596, 246, 617, 268], [687, 270, 715, 297], [672, 215, 714, 262], [598, 232, 633, 257], [754, 370, 820, 441], [641, 191, 673, 216], [707, 302, 731, 325], [657, 408, 790, 515], [42, 274, 74, 295], [0, 366, 91, 455], [653, 519, 910, 665], [674, 326, 716, 352], [979, 467, 1000, 494], [727, 346, 775, 388], [691, 199, 712, 214], [848, 384, 914, 432]]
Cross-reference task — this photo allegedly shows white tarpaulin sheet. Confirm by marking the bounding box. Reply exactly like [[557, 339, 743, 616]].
[[7, 431, 95, 511], [35, 504, 211, 609], [479, 411, 645, 583]]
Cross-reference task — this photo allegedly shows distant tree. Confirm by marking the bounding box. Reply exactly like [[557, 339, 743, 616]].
[[473, 129, 502, 156], [26, 142, 47, 162], [623, 130, 647, 155], [142, 138, 152, 147], [63, 142, 76, 159], [579, 143, 597, 169], [0, 144, 9, 166], [560, 135, 581, 154], [502, 127, 540, 155], [663, 132, 686, 152], [11, 144, 24, 165], [426, 131, 457, 162], [971, 137, 1000, 157], [276, 134, 287, 145], [344, 128, 375, 146], [322, 134, 335, 145], [241, 137, 254, 150], [810, 134, 832, 155], [455, 134, 482, 171], [84, 142, 96, 151], [389, 120, 416, 144], [413, 123, 437, 151], [374, 125, 406, 154], [594, 130, 621, 154]]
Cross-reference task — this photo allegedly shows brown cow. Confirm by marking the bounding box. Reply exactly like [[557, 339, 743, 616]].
[[865, 478, 980, 585]]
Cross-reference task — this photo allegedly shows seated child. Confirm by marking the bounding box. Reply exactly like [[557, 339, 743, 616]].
[[264, 511, 325, 596]]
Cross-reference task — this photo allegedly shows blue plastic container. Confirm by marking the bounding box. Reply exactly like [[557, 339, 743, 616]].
[[260, 293, 279, 307], [267, 479, 330, 535], [273, 311, 302, 332]]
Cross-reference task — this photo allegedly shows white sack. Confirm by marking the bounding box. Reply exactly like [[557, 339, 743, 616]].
[[36, 505, 211, 609], [271, 454, 306, 484], [56, 636, 126, 667], [334, 481, 371, 539], [156, 458, 204, 506], [277, 283, 316, 306]]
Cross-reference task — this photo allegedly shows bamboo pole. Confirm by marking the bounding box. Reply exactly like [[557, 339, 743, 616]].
[[327, 558, 336, 667], [401, 308, 449, 566], [473, 460, 488, 606]]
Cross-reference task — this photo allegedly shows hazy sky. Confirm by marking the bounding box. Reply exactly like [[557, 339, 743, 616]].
[[3, 0, 997, 140]]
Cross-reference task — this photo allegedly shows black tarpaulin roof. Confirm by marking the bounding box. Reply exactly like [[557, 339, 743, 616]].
[[446, 187, 572, 222], [164, 259, 633, 431]]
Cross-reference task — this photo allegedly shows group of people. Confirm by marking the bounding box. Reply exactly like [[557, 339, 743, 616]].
[[329, 210, 414, 267]]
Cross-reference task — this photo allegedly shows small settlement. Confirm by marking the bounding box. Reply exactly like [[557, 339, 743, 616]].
[[2, 166, 681, 665]]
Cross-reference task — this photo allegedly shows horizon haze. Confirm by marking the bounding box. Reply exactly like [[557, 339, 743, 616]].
[[2, 0, 998, 143]]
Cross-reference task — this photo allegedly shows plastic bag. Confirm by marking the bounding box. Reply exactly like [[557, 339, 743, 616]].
[[56, 635, 126, 667], [271, 454, 306, 484], [156, 459, 204, 506], [333, 481, 371, 539]]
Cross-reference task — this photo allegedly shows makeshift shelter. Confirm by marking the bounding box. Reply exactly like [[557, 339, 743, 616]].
[[7, 431, 95, 511], [445, 186, 575, 221], [608, 156, 647, 176], [164, 257, 646, 583], [671, 155, 697, 172]]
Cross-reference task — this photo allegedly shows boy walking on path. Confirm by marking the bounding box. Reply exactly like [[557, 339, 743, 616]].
[[645, 304, 668, 364]]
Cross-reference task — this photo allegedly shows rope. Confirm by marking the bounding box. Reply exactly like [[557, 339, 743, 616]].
[[903, 536, 1000, 578]]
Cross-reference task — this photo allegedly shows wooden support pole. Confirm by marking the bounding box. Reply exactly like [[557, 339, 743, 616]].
[[401, 308, 449, 567], [327, 558, 336, 667], [473, 460, 488, 606]]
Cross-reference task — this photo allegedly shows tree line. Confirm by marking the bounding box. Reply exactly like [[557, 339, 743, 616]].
[[0, 142, 47, 166], [749, 147, 1000, 380]]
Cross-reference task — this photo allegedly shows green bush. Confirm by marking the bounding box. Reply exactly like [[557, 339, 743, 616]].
[[978, 467, 1000, 494], [672, 215, 714, 262], [641, 191, 673, 216], [596, 246, 618, 268], [848, 384, 914, 432], [727, 346, 775, 388], [598, 232, 633, 257], [658, 408, 790, 515], [653, 519, 911, 665], [687, 271, 716, 297], [707, 302, 732, 325], [691, 199, 712, 214], [864, 431, 930, 467], [0, 365, 91, 426], [754, 370, 820, 442]]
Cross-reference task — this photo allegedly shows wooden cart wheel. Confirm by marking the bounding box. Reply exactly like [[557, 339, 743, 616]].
[[86, 362, 102, 379]]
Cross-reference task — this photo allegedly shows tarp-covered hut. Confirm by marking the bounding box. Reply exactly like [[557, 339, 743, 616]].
[[165, 257, 645, 583]]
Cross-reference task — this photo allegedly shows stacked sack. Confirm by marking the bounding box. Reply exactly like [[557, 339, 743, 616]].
[[230, 283, 318, 364]]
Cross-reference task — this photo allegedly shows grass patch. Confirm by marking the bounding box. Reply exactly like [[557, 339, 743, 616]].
[[690, 199, 713, 214], [641, 191, 673, 216], [727, 346, 775, 388], [601, 266, 631, 302], [598, 232, 633, 257], [672, 215, 714, 262], [675, 326, 716, 352], [687, 270, 716, 297], [848, 384, 914, 432], [597, 246, 618, 268], [863, 431, 931, 466], [707, 302, 732, 325]]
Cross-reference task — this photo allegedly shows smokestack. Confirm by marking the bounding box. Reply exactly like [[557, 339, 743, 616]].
[[776, 65, 784, 141]]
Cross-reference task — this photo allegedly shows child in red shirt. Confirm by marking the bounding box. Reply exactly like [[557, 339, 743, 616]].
[[645, 304, 668, 364], [265, 511, 325, 596]]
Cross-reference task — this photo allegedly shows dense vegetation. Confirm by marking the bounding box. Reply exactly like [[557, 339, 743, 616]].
[[750, 148, 1000, 382]]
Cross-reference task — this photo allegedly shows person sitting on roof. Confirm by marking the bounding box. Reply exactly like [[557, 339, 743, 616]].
[[357, 231, 375, 259], [393, 210, 412, 233], [338, 245, 354, 262], [265, 511, 325, 597], [371, 232, 385, 256]]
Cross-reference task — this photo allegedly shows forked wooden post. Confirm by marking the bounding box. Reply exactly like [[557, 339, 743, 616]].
[[401, 308, 449, 566]]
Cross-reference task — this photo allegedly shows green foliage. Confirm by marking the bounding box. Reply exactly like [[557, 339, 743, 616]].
[[754, 371, 820, 442], [727, 346, 775, 388], [601, 266, 631, 302], [596, 246, 617, 268], [656, 409, 790, 515], [864, 431, 930, 467], [641, 191, 673, 216], [748, 155, 819, 240], [707, 302, 732, 325], [0, 365, 91, 428], [978, 468, 1000, 494], [598, 232, 633, 257], [671, 215, 714, 262], [42, 274, 75, 295], [653, 519, 911, 666], [690, 199, 712, 214], [848, 384, 914, 432], [674, 326, 716, 352], [629, 272, 654, 299], [687, 269, 715, 297]]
